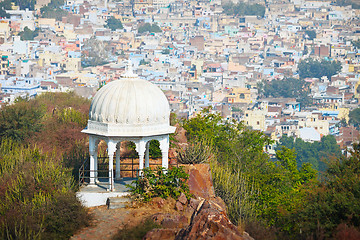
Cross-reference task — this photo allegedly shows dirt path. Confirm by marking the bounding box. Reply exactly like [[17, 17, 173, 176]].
[[71, 198, 184, 240], [71, 206, 130, 240]]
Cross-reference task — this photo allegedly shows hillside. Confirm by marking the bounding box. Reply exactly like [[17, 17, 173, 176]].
[[0, 92, 91, 239]]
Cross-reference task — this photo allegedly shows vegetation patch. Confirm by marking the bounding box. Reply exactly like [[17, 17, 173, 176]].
[[176, 138, 214, 164], [0, 92, 91, 239], [222, 1, 265, 17], [128, 167, 190, 202], [180, 109, 360, 238], [112, 218, 161, 240], [0, 139, 90, 239]]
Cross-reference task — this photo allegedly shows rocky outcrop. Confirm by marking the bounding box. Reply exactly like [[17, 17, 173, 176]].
[[144, 164, 253, 240], [183, 164, 216, 199], [175, 199, 252, 240]]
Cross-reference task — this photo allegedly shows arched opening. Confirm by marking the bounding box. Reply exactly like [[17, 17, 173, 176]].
[[148, 139, 161, 159]]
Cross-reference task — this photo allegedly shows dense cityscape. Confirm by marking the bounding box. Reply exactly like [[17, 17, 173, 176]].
[[1, 0, 360, 239], [1, 0, 359, 152]]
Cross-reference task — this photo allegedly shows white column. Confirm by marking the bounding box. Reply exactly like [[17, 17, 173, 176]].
[[89, 136, 96, 185], [159, 135, 169, 170], [145, 141, 150, 168], [161, 150, 169, 169], [135, 140, 146, 176], [115, 142, 121, 180], [94, 140, 98, 182], [107, 140, 117, 191]]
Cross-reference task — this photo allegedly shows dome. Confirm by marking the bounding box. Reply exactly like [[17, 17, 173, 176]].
[[82, 69, 176, 137]]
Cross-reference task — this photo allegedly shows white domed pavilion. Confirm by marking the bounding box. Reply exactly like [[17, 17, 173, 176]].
[[82, 64, 176, 191]]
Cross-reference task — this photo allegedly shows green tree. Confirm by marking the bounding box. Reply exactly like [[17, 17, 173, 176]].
[[0, 0, 11, 18], [138, 23, 162, 34], [0, 100, 44, 142], [149, 140, 161, 158], [40, 5, 67, 21], [162, 49, 170, 54], [305, 30, 316, 40], [335, 0, 360, 9], [352, 39, 360, 49], [105, 16, 123, 31], [139, 59, 149, 65], [349, 108, 360, 128], [222, 1, 265, 17], [19, 26, 39, 40], [292, 143, 360, 239], [47, 0, 64, 8], [277, 135, 341, 172], [298, 58, 342, 80], [12, 0, 35, 10], [260, 78, 312, 106], [150, 23, 161, 32], [40, 0, 67, 21]]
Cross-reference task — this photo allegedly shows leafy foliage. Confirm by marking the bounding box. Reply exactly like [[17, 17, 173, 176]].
[[138, 23, 162, 33], [335, 0, 360, 9], [305, 30, 316, 40], [298, 58, 342, 80], [0, 0, 12, 18], [182, 109, 318, 234], [40, 6, 68, 20], [149, 140, 161, 158], [277, 135, 341, 172], [19, 27, 39, 40], [222, 1, 265, 17], [352, 39, 360, 49], [105, 16, 123, 31], [0, 99, 45, 143], [289, 143, 360, 239], [139, 59, 150, 65], [211, 160, 259, 225], [40, 0, 67, 20], [12, 0, 35, 10], [176, 138, 214, 164], [259, 78, 312, 106], [161, 49, 170, 54], [128, 167, 190, 202], [349, 108, 360, 128]]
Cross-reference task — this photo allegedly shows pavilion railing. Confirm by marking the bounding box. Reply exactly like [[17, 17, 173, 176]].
[[78, 157, 177, 188]]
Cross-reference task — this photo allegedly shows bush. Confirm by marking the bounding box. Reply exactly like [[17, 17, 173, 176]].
[[112, 218, 161, 240], [210, 160, 259, 226], [0, 100, 45, 143], [42, 192, 90, 239], [176, 138, 214, 164], [0, 139, 90, 239], [128, 167, 190, 202]]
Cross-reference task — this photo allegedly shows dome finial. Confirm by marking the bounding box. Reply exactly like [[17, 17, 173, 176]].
[[127, 59, 133, 73], [122, 60, 137, 78]]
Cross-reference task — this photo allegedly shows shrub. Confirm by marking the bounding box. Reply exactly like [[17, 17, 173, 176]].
[[0, 139, 90, 239], [128, 167, 190, 202], [210, 160, 259, 226], [112, 218, 161, 240], [176, 138, 214, 164], [42, 192, 90, 239]]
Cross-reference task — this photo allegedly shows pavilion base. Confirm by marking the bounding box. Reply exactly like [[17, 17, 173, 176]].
[[77, 177, 135, 207]]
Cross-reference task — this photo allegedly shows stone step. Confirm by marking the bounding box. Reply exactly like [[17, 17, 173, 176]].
[[106, 197, 132, 209]]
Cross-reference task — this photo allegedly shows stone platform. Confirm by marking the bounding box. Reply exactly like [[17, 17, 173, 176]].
[[76, 177, 136, 207]]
